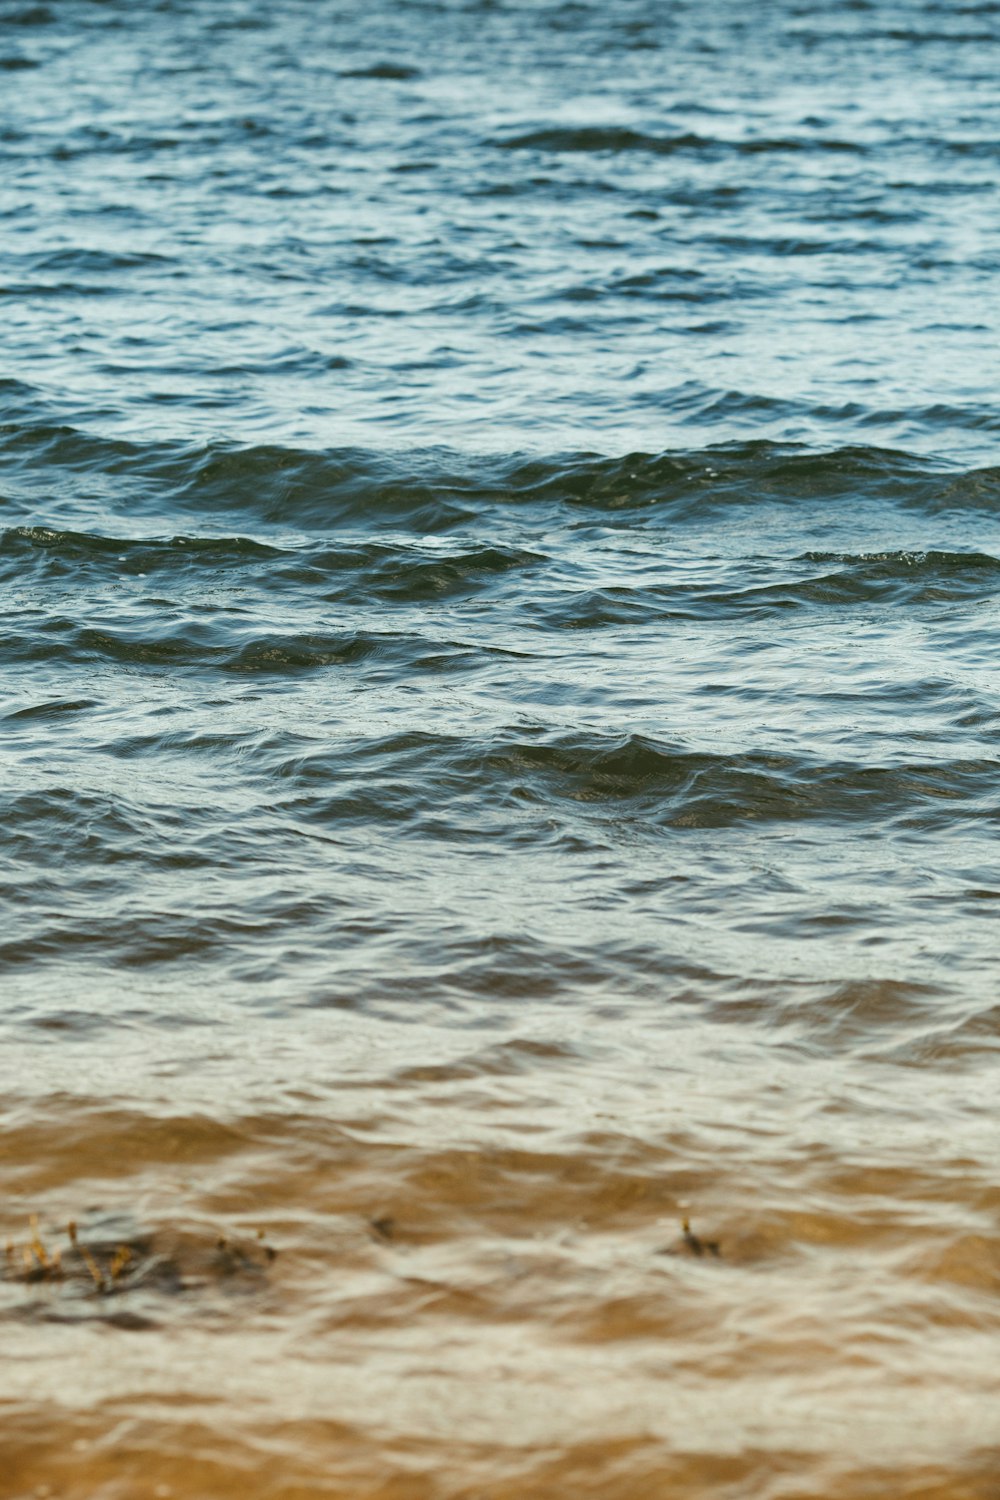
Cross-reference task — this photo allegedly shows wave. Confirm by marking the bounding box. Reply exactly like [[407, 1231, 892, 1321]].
[[120, 440, 1000, 524], [249, 729, 1000, 835], [528, 549, 1000, 626], [5, 731, 995, 871], [0, 525, 542, 602], [1, 370, 998, 527], [0, 525, 283, 569], [0, 617, 525, 674], [8, 525, 998, 634], [273, 540, 542, 601], [3, 411, 999, 528]]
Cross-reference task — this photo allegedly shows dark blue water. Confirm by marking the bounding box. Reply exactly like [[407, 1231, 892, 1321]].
[[2, 3, 999, 1496]]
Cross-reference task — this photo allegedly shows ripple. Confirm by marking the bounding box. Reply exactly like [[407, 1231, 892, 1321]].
[[5, 417, 996, 527]]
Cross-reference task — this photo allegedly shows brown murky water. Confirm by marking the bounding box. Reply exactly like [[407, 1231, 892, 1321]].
[[3, 1002, 998, 1499]]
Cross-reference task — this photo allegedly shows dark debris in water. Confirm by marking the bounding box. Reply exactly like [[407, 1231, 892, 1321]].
[[2, 1215, 278, 1313], [368, 1214, 397, 1243], [659, 1218, 723, 1260]]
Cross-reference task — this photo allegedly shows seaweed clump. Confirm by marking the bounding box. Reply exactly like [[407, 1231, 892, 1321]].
[[3, 1215, 277, 1299]]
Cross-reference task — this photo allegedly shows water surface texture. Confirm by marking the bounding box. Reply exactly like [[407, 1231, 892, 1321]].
[[2, 1, 999, 1496]]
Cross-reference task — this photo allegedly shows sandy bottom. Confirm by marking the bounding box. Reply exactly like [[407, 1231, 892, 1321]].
[[3, 1012, 999, 1500]]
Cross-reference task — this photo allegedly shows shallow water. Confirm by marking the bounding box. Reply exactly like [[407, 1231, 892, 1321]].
[[2, 0, 999, 1495]]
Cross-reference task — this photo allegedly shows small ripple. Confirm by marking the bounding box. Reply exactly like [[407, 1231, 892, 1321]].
[[1, 5, 54, 22], [341, 61, 422, 80], [275, 541, 543, 603], [524, 549, 1000, 625], [21, 248, 174, 275], [3, 697, 96, 723], [493, 127, 868, 157], [0, 616, 517, 677], [0, 526, 284, 580]]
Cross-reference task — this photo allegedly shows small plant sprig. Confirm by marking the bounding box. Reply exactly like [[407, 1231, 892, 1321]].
[[681, 1217, 721, 1258], [4, 1214, 64, 1282], [4, 1218, 137, 1294]]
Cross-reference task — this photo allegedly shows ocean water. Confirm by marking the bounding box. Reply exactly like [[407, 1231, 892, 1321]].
[[2, 1, 999, 1495]]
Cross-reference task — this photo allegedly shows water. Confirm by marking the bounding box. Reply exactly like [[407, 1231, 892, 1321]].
[[2, 1, 999, 1495]]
